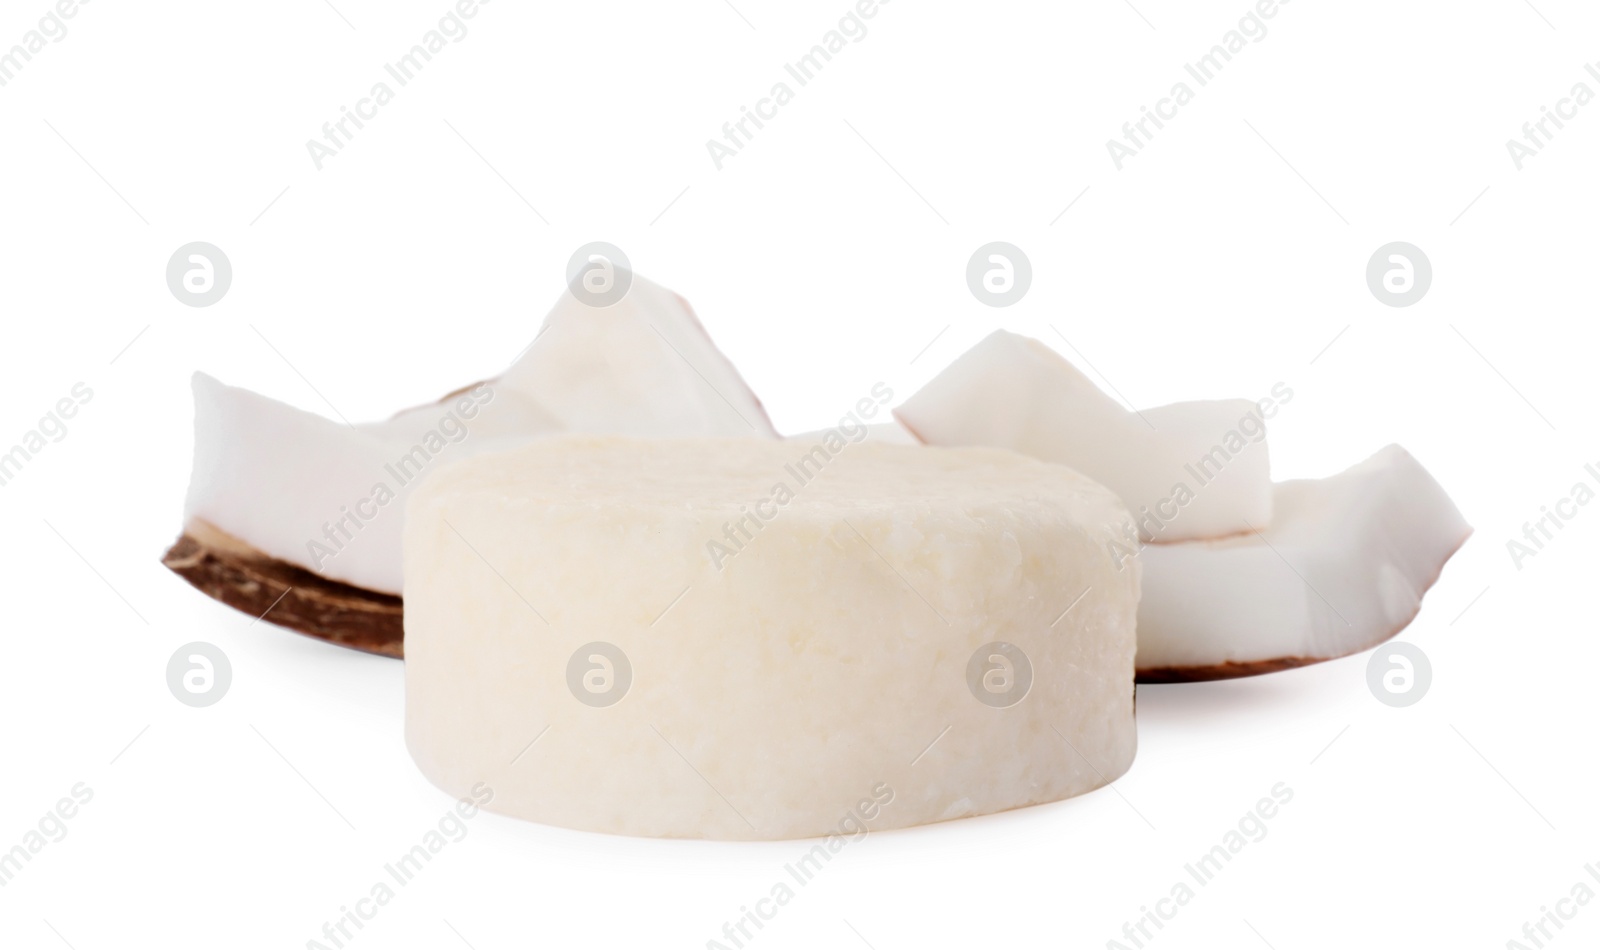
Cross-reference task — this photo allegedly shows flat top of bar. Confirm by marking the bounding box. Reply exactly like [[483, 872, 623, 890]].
[[411, 435, 1125, 519]]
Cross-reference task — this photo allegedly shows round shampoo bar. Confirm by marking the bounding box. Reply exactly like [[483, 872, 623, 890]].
[[403, 435, 1139, 840]]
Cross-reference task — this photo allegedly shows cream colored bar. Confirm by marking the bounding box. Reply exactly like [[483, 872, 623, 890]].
[[403, 436, 1140, 840]]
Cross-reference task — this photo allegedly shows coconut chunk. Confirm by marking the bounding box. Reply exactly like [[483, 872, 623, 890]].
[[181, 373, 558, 597], [894, 331, 1273, 542], [1134, 445, 1471, 681], [403, 436, 1139, 839], [166, 275, 780, 650], [498, 273, 777, 439]]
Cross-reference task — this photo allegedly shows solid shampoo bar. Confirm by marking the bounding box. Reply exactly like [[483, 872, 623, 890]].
[[403, 436, 1139, 840]]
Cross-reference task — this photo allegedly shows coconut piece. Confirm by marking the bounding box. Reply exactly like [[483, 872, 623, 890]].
[[164, 375, 547, 654], [180, 372, 558, 596], [403, 436, 1139, 839], [498, 273, 777, 438], [165, 275, 780, 653], [1134, 445, 1470, 681], [894, 331, 1273, 542]]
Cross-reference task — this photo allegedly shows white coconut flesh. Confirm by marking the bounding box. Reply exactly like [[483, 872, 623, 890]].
[[498, 272, 777, 439], [184, 373, 561, 595], [181, 273, 778, 596], [1134, 444, 1471, 678], [894, 330, 1273, 543]]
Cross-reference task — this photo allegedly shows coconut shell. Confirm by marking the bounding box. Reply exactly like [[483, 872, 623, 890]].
[[1135, 656, 1313, 683], [162, 519, 403, 657]]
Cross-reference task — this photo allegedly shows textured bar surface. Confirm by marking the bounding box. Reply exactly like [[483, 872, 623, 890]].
[[404, 436, 1140, 839]]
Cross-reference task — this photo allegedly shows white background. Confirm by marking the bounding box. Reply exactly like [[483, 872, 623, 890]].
[[2, 0, 1597, 947]]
